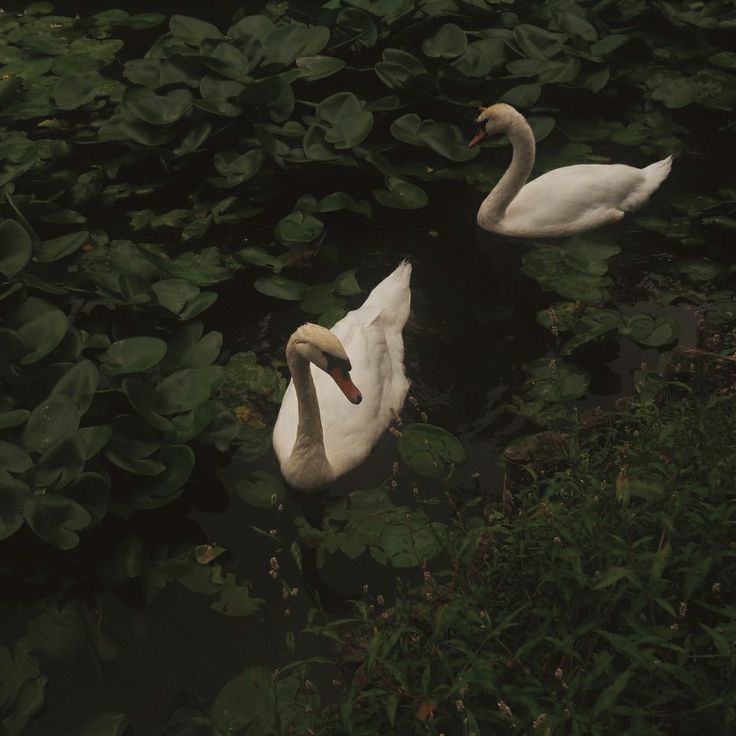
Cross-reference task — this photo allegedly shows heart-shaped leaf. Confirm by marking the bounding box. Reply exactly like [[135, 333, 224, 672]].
[[0, 219, 32, 278], [398, 424, 465, 478], [24, 494, 92, 549], [100, 337, 168, 376]]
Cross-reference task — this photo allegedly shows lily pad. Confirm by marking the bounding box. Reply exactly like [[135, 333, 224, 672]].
[[24, 494, 91, 549], [99, 337, 168, 376], [373, 177, 428, 209], [254, 275, 308, 301], [397, 423, 465, 478], [422, 23, 467, 59], [0, 220, 32, 278], [296, 55, 346, 81], [236, 471, 285, 508]]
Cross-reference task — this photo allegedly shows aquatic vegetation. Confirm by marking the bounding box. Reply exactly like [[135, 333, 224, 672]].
[[0, 0, 734, 732]]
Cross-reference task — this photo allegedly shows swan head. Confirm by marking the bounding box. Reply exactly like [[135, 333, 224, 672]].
[[288, 323, 362, 404], [469, 103, 518, 147]]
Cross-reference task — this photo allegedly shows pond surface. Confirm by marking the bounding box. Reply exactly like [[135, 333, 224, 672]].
[[10, 156, 705, 734], [2, 2, 734, 734]]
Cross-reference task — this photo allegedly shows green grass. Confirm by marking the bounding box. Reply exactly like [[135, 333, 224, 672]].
[[303, 365, 736, 735]]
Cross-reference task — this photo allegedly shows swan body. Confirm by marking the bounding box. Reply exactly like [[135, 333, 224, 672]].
[[470, 103, 672, 238], [273, 262, 411, 491]]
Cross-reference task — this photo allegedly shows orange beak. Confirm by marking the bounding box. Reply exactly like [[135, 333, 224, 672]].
[[469, 129, 487, 148], [328, 365, 362, 404]]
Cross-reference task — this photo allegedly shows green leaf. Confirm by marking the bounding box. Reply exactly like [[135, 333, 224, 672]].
[[131, 445, 195, 509], [554, 11, 597, 41], [422, 23, 467, 59], [24, 494, 91, 549], [315, 91, 373, 148], [651, 77, 697, 108], [78, 426, 113, 460], [334, 270, 361, 296], [274, 211, 324, 244], [398, 423, 465, 478], [155, 367, 225, 415], [375, 48, 427, 89], [236, 471, 285, 508], [23, 396, 80, 454], [593, 566, 635, 589], [0, 443, 32, 473], [36, 431, 86, 488], [254, 275, 308, 301], [709, 51, 736, 69], [100, 337, 168, 376], [262, 23, 330, 66], [212, 575, 264, 617], [61, 473, 110, 527], [211, 666, 273, 732], [0, 472, 30, 540], [590, 35, 630, 56], [12, 297, 68, 365], [296, 55, 346, 81], [123, 87, 193, 126], [169, 14, 222, 43], [527, 359, 590, 401], [0, 410, 30, 430], [34, 231, 89, 263], [50, 360, 98, 415], [53, 73, 99, 110], [591, 670, 632, 716], [0, 220, 32, 278], [513, 24, 567, 59], [499, 82, 541, 107], [373, 177, 428, 209], [27, 603, 86, 661]]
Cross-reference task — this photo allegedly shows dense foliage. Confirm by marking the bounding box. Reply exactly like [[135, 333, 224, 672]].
[[0, 0, 734, 733]]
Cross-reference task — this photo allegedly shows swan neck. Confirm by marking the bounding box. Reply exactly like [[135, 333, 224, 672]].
[[286, 339, 328, 462], [480, 116, 535, 223]]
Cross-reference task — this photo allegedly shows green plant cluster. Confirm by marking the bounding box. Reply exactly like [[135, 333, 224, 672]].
[[266, 370, 734, 736]]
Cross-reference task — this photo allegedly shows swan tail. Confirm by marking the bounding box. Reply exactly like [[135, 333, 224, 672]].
[[623, 155, 673, 212], [362, 261, 412, 328]]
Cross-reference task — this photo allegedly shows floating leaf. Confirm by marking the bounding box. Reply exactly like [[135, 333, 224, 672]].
[[131, 445, 195, 509], [169, 15, 222, 43], [296, 55, 346, 81], [34, 231, 90, 263], [0, 220, 32, 278], [254, 275, 308, 301], [0, 472, 29, 540], [373, 177, 428, 209], [422, 24, 467, 59], [12, 297, 68, 365], [236, 471, 285, 508], [100, 337, 168, 376], [53, 73, 99, 110], [527, 359, 590, 402], [23, 396, 80, 454], [398, 423, 465, 478], [24, 494, 91, 549], [500, 82, 541, 107]]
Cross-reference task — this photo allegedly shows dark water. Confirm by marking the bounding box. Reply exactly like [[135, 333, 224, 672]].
[[2, 4, 723, 734]]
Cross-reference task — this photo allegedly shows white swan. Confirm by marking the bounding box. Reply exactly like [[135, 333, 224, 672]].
[[469, 103, 672, 238], [273, 262, 412, 491]]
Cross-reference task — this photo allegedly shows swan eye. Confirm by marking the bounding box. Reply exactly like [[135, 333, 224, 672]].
[[323, 352, 352, 375]]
